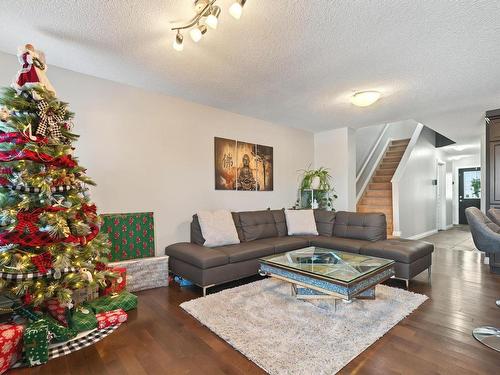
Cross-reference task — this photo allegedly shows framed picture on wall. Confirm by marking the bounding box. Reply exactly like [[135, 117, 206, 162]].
[[214, 137, 273, 191], [236, 141, 257, 191], [255, 144, 273, 191], [214, 137, 237, 190]]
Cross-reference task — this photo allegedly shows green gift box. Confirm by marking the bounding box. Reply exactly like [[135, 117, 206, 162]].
[[88, 291, 137, 313], [100, 212, 155, 262], [23, 320, 49, 367], [44, 315, 78, 343], [69, 303, 98, 332]]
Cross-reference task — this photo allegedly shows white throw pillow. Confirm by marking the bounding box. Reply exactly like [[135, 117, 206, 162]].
[[197, 210, 240, 247], [285, 209, 319, 236]]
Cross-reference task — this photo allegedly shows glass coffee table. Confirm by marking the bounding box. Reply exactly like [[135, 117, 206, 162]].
[[259, 247, 394, 306]]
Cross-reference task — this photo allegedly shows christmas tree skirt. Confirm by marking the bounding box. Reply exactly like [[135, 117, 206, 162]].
[[12, 325, 121, 368]]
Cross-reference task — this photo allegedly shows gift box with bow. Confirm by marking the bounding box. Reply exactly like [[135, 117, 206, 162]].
[[96, 309, 127, 329], [88, 291, 137, 313]]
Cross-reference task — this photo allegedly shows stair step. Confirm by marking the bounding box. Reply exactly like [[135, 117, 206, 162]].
[[359, 197, 392, 206], [383, 156, 402, 163], [376, 168, 396, 176], [380, 162, 399, 169], [388, 145, 407, 152], [386, 150, 405, 158], [357, 205, 393, 217], [373, 175, 392, 183], [369, 182, 391, 190], [365, 190, 391, 198], [391, 139, 410, 146]]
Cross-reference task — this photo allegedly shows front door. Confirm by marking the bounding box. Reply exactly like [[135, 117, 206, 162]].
[[458, 167, 481, 224]]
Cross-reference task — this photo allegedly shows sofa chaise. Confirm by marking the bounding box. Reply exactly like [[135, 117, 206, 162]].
[[165, 210, 433, 295]]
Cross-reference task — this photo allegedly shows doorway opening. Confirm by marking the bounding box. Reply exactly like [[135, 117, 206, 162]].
[[458, 167, 481, 224]]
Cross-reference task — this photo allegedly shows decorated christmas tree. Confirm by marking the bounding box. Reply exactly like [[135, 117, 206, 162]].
[[0, 44, 113, 310]]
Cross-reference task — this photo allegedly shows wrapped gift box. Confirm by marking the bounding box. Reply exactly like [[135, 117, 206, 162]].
[[100, 212, 155, 262], [96, 309, 127, 329], [23, 320, 49, 367], [72, 285, 99, 306], [0, 324, 24, 374], [69, 304, 98, 332], [102, 267, 127, 296], [45, 298, 68, 326], [109, 256, 168, 292], [88, 291, 137, 313]]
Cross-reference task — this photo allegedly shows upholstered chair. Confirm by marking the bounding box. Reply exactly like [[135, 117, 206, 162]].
[[487, 207, 500, 226], [465, 207, 500, 352]]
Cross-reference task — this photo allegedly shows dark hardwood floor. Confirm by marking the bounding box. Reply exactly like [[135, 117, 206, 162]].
[[12, 245, 500, 375]]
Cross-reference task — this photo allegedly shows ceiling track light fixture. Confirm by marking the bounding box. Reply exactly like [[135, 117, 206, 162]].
[[171, 0, 247, 51]]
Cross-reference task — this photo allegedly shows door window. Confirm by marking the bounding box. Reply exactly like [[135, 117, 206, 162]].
[[463, 170, 481, 199]]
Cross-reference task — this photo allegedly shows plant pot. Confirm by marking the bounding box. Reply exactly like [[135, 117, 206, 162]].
[[311, 176, 321, 190]]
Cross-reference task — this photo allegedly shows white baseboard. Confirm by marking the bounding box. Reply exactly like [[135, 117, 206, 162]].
[[392, 231, 402, 237], [405, 229, 438, 240], [445, 224, 454, 230]]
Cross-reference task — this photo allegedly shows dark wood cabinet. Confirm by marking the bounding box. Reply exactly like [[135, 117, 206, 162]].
[[485, 109, 500, 273], [488, 140, 500, 206], [486, 109, 500, 210]]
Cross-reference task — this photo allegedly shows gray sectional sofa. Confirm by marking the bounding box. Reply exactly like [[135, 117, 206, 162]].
[[165, 210, 434, 295]]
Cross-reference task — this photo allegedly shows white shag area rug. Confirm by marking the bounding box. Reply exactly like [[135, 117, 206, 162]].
[[181, 278, 428, 375]]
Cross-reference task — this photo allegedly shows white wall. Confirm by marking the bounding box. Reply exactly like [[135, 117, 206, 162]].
[[355, 123, 385, 175], [397, 127, 439, 238], [314, 128, 356, 211], [445, 161, 453, 227], [0, 52, 314, 253]]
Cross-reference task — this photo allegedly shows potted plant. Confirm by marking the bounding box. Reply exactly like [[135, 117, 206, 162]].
[[297, 166, 338, 210], [471, 178, 481, 198]]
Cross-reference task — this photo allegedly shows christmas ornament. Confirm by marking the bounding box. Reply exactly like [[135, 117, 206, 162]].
[[36, 100, 66, 142], [102, 267, 126, 296], [0, 107, 10, 123], [22, 123, 37, 142], [80, 268, 93, 282], [30, 252, 53, 273], [14, 211, 39, 234], [12, 44, 56, 96]]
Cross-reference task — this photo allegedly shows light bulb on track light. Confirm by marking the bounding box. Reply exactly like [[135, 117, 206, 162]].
[[229, 0, 246, 20], [190, 27, 202, 42], [190, 24, 207, 42], [206, 6, 221, 29], [173, 32, 184, 51]]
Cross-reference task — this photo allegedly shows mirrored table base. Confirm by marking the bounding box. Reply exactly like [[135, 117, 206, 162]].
[[472, 326, 500, 352]]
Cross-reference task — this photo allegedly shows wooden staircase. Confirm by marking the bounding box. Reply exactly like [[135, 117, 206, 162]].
[[357, 139, 411, 237]]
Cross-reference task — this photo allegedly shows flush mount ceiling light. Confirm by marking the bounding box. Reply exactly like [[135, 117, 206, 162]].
[[350, 91, 382, 107], [171, 0, 247, 51]]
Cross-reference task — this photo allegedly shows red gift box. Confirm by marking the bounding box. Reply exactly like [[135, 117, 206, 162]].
[[0, 324, 24, 374], [45, 298, 68, 326], [102, 267, 127, 296], [95, 309, 127, 329]]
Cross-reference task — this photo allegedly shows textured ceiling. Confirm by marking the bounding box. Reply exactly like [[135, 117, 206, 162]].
[[0, 0, 499, 141]]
